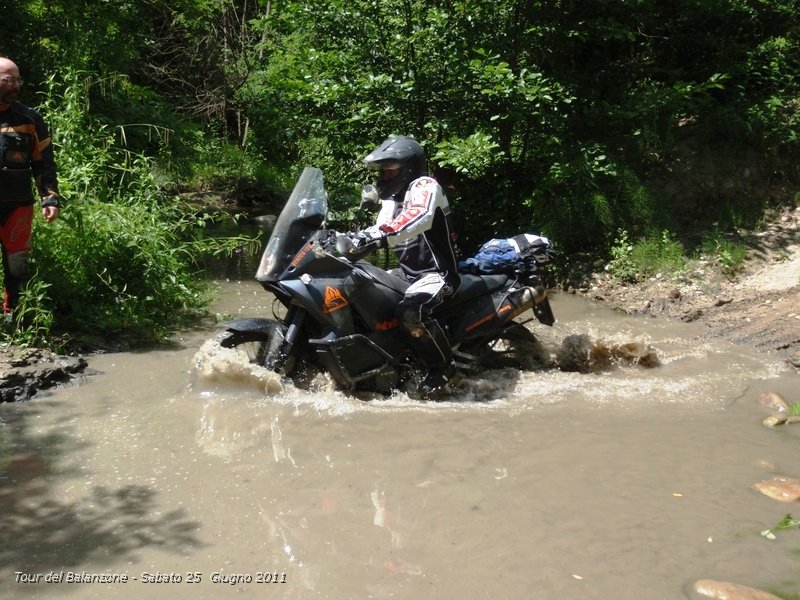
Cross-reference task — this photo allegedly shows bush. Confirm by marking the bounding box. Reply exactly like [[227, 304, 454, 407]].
[[606, 229, 686, 282], [0, 68, 256, 350], [700, 230, 748, 277]]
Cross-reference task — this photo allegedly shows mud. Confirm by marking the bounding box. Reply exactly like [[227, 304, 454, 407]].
[[577, 206, 800, 369], [0, 347, 87, 402]]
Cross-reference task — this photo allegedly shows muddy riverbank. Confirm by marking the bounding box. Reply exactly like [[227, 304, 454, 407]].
[[575, 205, 800, 369], [0, 347, 87, 402]]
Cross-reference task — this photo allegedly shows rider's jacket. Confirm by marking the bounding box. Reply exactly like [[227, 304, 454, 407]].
[[0, 101, 59, 206], [367, 176, 459, 287]]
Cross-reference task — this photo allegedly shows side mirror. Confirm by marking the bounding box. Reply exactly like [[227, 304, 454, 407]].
[[359, 184, 380, 213]]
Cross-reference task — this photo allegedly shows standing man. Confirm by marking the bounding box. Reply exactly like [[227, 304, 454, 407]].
[[0, 57, 60, 315], [346, 135, 460, 397]]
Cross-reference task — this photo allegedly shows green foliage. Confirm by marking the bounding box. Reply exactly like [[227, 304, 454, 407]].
[[4, 0, 149, 83], [433, 132, 503, 178], [605, 230, 638, 283], [605, 230, 686, 282], [33, 200, 208, 346], [744, 33, 800, 151], [630, 231, 686, 277], [761, 514, 800, 540], [700, 230, 749, 277], [24, 69, 257, 348], [0, 280, 56, 349]]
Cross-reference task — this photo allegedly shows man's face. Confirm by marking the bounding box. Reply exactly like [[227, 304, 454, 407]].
[[0, 64, 21, 105], [380, 163, 402, 182]]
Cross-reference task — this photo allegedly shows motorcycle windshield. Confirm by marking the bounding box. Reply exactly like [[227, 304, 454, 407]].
[[256, 166, 328, 282]]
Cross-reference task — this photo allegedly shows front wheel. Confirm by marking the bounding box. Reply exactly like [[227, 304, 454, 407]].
[[219, 321, 286, 371]]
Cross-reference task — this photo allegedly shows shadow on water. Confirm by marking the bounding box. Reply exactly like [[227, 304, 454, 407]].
[[0, 400, 203, 583]]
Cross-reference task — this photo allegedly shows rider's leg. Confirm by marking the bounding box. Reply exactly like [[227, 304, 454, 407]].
[[397, 273, 455, 395], [0, 206, 33, 314]]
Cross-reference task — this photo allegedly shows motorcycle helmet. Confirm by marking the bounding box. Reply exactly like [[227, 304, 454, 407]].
[[362, 136, 427, 199]]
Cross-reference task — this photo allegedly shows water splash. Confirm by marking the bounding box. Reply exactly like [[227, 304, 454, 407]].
[[190, 337, 284, 396], [187, 324, 787, 416], [555, 332, 661, 373]]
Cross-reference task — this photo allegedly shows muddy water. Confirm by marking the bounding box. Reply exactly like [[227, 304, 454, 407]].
[[1, 281, 799, 600]]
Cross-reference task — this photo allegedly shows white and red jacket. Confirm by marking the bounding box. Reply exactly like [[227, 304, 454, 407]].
[[365, 176, 459, 287]]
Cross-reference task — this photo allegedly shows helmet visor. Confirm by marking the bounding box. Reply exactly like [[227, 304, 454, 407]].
[[365, 160, 403, 170], [380, 164, 403, 182]]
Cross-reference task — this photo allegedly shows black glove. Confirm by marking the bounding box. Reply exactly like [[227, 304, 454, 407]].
[[336, 231, 386, 261]]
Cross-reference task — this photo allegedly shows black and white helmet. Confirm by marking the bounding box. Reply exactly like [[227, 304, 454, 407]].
[[363, 136, 427, 199]]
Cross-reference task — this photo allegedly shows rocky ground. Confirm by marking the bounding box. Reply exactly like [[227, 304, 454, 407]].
[[0, 347, 87, 402], [574, 205, 800, 370]]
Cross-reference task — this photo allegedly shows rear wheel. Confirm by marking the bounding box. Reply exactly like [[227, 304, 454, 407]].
[[476, 323, 547, 370]]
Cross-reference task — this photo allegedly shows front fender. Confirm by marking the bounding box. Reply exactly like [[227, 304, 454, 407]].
[[224, 318, 279, 336]]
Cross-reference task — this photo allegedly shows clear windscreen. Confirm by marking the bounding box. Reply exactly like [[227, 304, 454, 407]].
[[256, 166, 328, 282]]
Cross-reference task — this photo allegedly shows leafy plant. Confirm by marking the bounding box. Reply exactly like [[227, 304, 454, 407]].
[[0, 279, 56, 349], [605, 230, 638, 283], [701, 229, 748, 277], [605, 229, 685, 282], [761, 514, 800, 540], [630, 230, 686, 276], [433, 132, 503, 178], [24, 68, 259, 349]]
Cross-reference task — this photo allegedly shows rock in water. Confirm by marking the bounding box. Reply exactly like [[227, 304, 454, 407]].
[[757, 391, 789, 413], [691, 579, 782, 600], [761, 414, 787, 428], [751, 476, 800, 502]]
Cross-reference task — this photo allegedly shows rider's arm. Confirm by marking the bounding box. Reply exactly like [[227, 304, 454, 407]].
[[377, 177, 446, 246], [30, 110, 60, 205], [361, 198, 396, 240], [374, 198, 397, 228]]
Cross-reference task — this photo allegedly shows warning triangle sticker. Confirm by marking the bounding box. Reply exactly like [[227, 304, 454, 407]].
[[323, 286, 349, 313]]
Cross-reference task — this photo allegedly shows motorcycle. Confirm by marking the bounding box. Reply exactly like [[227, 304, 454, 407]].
[[219, 166, 555, 395]]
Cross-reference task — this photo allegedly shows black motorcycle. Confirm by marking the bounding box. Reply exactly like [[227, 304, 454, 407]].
[[219, 167, 555, 395]]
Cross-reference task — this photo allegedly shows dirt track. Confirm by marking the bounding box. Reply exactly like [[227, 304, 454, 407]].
[[580, 206, 800, 369]]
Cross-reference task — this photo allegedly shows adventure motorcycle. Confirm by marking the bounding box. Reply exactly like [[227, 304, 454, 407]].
[[219, 166, 555, 395]]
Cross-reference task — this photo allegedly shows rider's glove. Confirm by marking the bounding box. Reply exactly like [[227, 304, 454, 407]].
[[360, 226, 388, 248], [335, 229, 387, 261]]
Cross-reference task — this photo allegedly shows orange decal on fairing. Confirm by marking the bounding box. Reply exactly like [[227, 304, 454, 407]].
[[465, 312, 496, 332], [324, 286, 349, 313], [290, 242, 313, 267]]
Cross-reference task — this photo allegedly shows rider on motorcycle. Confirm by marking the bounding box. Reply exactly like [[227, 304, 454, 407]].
[[347, 136, 460, 396]]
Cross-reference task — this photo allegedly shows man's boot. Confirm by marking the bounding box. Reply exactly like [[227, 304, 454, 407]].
[[408, 320, 455, 398]]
